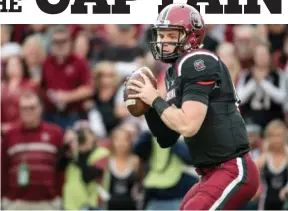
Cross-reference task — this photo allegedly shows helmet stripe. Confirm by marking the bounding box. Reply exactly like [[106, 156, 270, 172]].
[[162, 6, 172, 21]]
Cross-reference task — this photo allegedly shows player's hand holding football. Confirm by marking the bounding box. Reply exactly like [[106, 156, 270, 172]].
[[127, 73, 159, 106]]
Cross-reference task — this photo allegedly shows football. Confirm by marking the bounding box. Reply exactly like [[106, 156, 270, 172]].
[[124, 67, 157, 117]]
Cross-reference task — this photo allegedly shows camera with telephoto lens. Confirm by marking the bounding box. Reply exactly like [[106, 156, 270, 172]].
[[75, 128, 86, 145]]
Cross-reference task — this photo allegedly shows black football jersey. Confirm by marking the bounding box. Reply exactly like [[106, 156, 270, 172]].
[[164, 50, 250, 167]]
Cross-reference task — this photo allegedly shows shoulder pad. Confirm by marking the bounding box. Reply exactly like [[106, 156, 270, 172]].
[[176, 50, 220, 80]]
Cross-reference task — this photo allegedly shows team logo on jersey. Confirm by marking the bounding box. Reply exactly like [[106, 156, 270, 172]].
[[194, 59, 206, 71]]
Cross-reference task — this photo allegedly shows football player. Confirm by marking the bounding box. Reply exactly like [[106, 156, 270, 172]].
[[126, 3, 260, 210]]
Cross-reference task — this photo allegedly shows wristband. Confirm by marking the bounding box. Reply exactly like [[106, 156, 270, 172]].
[[152, 96, 170, 116]]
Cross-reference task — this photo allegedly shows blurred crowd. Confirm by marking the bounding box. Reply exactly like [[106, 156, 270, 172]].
[[1, 24, 288, 210]]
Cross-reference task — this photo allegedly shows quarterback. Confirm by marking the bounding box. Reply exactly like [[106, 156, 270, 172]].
[[127, 3, 260, 210]]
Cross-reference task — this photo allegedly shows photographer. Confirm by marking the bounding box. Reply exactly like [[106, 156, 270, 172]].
[[57, 121, 110, 210]]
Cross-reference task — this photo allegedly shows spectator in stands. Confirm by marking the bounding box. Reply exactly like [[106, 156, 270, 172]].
[[121, 122, 141, 143], [1, 56, 37, 132], [133, 132, 196, 210], [105, 126, 141, 210], [1, 25, 11, 46], [97, 24, 146, 79], [74, 31, 90, 61], [21, 34, 46, 85], [273, 34, 288, 71], [19, 24, 50, 48], [237, 43, 287, 129], [265, 25, 288, 53], [87, 61, 126, 138], [233, 25, 258, 70], [1, 91, 64, 210], [73, 29, 108, 68], [75, 25, 109, 66], [57, 121, 109, 210], [256, 120, 288, 210], [203, 24, 226, 52], [246, 123, 263, 161], [1, 25, 22, 68], [78, 24, 106, 39], [42, 25, 93, 129], [216, 42, 241, 84]]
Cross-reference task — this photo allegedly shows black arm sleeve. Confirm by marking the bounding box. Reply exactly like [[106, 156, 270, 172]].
[[133, 131, 152, 161], [81, 165, 103, 184], [144, 108, 180, 148], [56, 144, 71, 170], [75, 151, 103, 184]]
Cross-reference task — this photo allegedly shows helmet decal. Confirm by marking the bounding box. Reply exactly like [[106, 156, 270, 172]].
[[190, 12, 203, 30]]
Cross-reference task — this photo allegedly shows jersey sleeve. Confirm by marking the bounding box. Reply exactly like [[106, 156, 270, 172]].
[[178, 52, 221, 105]]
